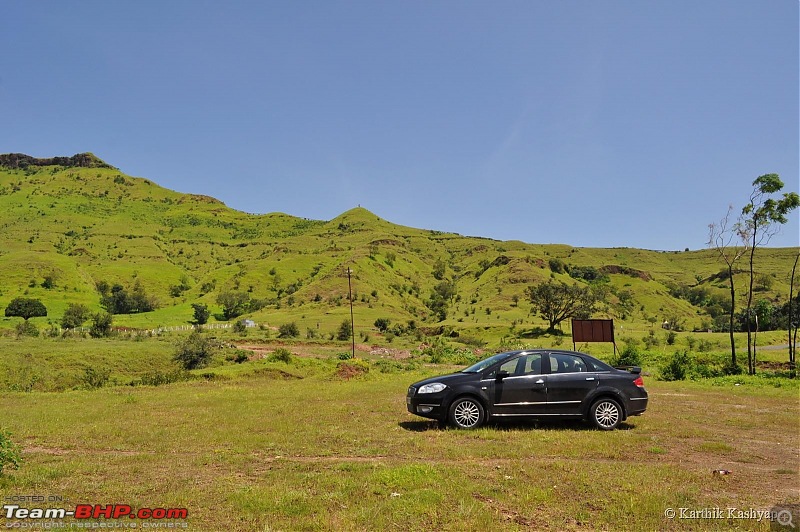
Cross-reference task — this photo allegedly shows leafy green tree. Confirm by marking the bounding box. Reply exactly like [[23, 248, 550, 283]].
[[526, 281, 599, 332], [337, 319, 352, 341], [61, 303, 92, 329], [432, 259, 446, 280], [374, 317, 391, 332], [4, 297, 47, 321], [278, 322, 299, 338], [427, 280, 456, 321], [216, 291, 250, 320], [741, 174, 799, 374], [174, 330, 217, 370], [191, 303, 210, 325], [89, 312, 113, 338]]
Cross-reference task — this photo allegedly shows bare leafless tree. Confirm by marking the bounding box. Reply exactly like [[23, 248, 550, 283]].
[[790, 251, 799, 378], [708, 206, 749, 373]]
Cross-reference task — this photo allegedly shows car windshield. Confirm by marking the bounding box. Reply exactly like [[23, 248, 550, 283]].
[[462, 352, 512, 373]]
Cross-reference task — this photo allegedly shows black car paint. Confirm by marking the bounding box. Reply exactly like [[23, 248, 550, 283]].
[[406, 350, 648, 428]]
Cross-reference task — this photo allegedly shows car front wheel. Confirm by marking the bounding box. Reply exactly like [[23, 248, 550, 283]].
[[448, 397, 485, 429], [590, 398, 622, 430]]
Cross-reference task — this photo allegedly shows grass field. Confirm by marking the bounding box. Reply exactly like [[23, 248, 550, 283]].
[[1, 348, 797, 531]]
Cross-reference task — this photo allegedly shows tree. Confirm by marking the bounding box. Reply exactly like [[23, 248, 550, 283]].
[[278, 322, 299, 338], [374, 317, 391, 332], [432, 259, 446, 280], [789, 252, 799, 377], [337, 319, 352, 341], [708, 205, 749, 373], [741, 174, 800, 374], [61, 303, 92, 329], [216, 291, 250, 321], [427, 280, 456, 322], [191, 303, 210, 325], [526, 281, 599, 332], [4, 297, 47, 321], [89, 312, 113, 338], [174, 330, 217, 370]]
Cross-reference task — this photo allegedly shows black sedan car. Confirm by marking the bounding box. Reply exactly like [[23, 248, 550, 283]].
[[407, 349, 647, 430]]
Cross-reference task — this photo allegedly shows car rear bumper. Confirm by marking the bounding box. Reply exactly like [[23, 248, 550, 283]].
[[626, 396, 648, 416]]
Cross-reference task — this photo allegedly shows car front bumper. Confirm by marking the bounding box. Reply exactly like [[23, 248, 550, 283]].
[[406, 387, 447, 420]]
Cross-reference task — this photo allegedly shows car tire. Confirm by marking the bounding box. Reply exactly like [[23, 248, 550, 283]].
[[448, 397, 485, 429], [590, 398, 622, 430]]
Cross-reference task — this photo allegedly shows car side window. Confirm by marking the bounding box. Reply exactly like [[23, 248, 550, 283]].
[[550, 354, 588, 374], [495, 354, 543, 377]]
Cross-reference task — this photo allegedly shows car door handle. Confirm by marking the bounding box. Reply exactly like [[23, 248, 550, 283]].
[[535, 379, 544, 384], [585, 377, 595, 381]]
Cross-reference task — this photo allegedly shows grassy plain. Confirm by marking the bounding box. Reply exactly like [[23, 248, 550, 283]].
[[0, 339, 798, 531]]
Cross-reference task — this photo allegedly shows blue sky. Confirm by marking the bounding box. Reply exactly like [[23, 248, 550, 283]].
[[2, 1, 797, 250]]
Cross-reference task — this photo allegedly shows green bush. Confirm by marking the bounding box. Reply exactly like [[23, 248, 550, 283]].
[[14, 321, 39, 338], [268, 348, 292, 363], [278, 322, 299, 338], [614, 343, 642, 367], [79, 367, 111, 389], [0, 429, 23, 476], [90, 312, 113, 338], [233, 319, 247, 335], [174, 331, 217, 370], [660, 351, 690, 381]]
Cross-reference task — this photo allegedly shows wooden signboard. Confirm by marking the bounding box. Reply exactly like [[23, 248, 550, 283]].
[[571, 319, 616, 353]]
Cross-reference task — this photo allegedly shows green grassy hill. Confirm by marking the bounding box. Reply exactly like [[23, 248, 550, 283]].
[[1, 153, 797, 342]]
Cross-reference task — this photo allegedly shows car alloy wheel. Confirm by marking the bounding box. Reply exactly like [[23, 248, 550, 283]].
[[449, 397, 484, 429], [591, 398, 621, 430]]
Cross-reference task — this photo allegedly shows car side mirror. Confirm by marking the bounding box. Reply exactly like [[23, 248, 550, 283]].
[[496, 370, 510, 380]]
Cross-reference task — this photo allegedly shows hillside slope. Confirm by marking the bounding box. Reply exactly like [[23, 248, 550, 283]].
[[0, 153, 797, 338]]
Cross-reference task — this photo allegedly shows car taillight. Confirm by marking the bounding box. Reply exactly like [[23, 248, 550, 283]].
[[633, 376, 644, 387]]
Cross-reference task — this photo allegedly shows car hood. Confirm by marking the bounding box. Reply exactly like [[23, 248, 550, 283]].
[[410, 372, 475, 389]]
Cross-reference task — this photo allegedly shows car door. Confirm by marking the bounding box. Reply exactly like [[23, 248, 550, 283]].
[[545, 353, 599, 415], [488, 353, 548, 416]]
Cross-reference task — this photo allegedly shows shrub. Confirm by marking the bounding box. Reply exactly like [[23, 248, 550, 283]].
[[268, 348, 292, 363], [174, 331, 217, 370], [14, 321, 39, 338], [191, 303, 210, 325], [337, 352, 353, 360], [80, 367, 111, 389], [374, 317, 391, 332], [614, 342, 642, 367], [233, 319, 247, 335], [0, 429, 23, 476], [666, 330, 677, 345], [660, 351, 691, 381], [278, 322, 299, 338], [61, 303, 91, 329], [90, 312, 113, 338], [337, 319, 352, 341]]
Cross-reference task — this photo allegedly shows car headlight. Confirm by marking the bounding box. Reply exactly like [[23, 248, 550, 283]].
[[418, 383, 447, 394]]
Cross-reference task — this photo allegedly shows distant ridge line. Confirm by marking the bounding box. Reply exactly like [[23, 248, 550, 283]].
[[0, 152, 115, 170]]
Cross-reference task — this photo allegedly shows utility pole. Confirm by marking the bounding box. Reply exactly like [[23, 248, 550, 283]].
[[346, 267, 355, 359]]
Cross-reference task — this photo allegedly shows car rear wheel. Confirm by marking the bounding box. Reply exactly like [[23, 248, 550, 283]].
[[448, 397, 485, 429], [590, 398, 622, 430]]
